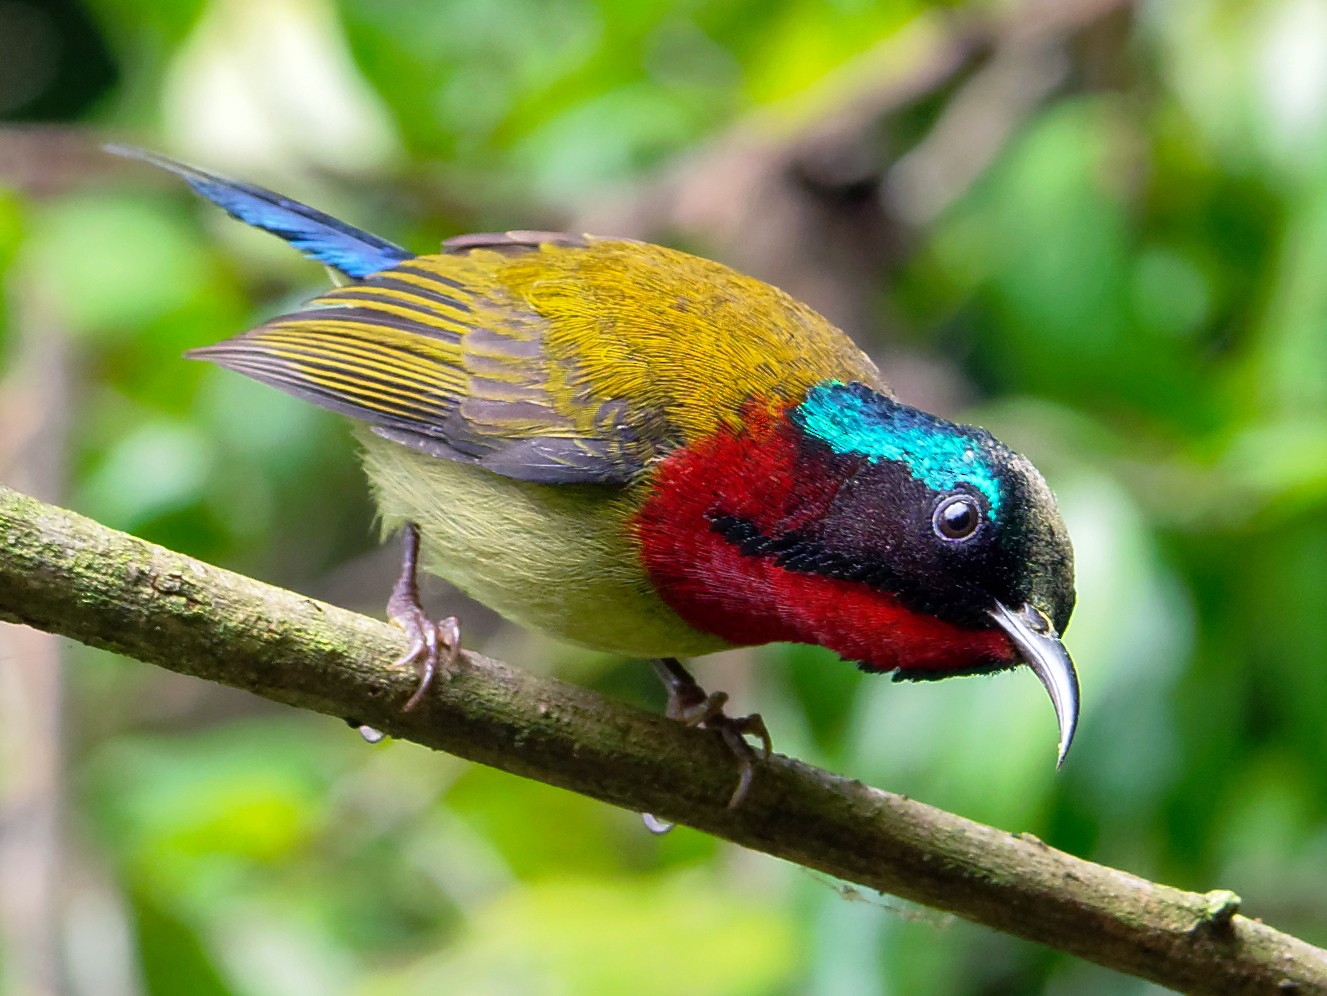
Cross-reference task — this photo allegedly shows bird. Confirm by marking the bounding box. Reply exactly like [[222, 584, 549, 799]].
[[109, 145, 1079, 808]]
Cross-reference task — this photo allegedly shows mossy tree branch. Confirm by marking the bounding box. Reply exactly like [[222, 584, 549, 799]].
[[1, 483, 1324, 994]]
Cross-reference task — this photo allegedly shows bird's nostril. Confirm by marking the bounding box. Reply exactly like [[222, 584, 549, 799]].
[[1021, 603, 1051, 635]]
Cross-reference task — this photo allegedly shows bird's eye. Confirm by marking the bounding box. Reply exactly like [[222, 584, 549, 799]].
[[933, 494, 982, 541]]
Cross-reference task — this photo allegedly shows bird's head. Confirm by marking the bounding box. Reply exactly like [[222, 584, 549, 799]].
[[790, 381, 1077, 759], [637, 380, 1079, 762]]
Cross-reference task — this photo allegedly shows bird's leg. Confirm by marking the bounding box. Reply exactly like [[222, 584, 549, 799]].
[[386, 522, 460, 712], [651, 657, 772, 809]]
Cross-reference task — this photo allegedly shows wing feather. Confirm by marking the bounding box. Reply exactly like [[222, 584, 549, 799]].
[[191, 244, 631, 480], [190, 233, 883, 486]]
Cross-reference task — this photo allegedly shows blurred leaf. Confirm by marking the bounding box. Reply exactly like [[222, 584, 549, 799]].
[[78, 417, 216, 530], [340, 0, 604, 158], [773, 642, 861, 758], [742, 0, 917, 106], [1246, 171, 1327, 414], [0, 188, 23, 367], [20, 192, 217, 338], [446, 767, 657, 880], [84, 724, 331, 902], [87, 0, 206, 47], [510, 82, 716, 202], [133, 891, 235, 996], [364, 873, 796, 996]]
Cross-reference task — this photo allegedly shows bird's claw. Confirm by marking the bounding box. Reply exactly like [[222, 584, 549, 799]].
[[652, 657, 771, 810], [669, 690, 772, 755], [710, 710, 770, 809], [389, 605, 460, 712], [386, 522, 460, 713]]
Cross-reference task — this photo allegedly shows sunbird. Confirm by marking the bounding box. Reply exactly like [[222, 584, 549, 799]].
[[112, 146, 1079, 806]]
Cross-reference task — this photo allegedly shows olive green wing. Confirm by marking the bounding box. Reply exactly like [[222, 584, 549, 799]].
[[193, 232, 885, 485], [192, 233, 665, 484]]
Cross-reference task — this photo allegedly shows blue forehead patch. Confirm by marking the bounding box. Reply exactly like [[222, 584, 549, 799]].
[[794, 382, 1002, 517]]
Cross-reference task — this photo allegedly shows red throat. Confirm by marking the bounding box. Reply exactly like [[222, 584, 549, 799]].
[[632, 402, 1015, 673]]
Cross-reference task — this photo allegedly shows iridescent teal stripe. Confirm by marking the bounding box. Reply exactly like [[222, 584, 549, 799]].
[[796, 381, 1002, 517]]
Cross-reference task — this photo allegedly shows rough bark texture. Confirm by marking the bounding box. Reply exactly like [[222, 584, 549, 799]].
[[1, 483, 1324, 995]]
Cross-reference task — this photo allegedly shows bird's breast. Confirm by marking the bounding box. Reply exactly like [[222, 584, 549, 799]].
[[356, 428, 732, 658]]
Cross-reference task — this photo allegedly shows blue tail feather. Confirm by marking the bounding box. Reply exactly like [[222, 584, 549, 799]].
[[106, 145, 413, 279]]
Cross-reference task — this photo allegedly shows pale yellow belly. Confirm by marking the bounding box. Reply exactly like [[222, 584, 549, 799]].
[[356, 429, 734, 658]]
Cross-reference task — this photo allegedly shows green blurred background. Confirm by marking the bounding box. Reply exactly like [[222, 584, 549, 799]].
[[2, 0, 1326, 992]]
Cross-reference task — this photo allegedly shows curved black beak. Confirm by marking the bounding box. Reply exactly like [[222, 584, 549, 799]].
[[988, 601, 1079, 767]]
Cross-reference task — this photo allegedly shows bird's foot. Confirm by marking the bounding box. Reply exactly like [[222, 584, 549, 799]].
[[386, 522, 460, 712], [652, 657, 772, 810]]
